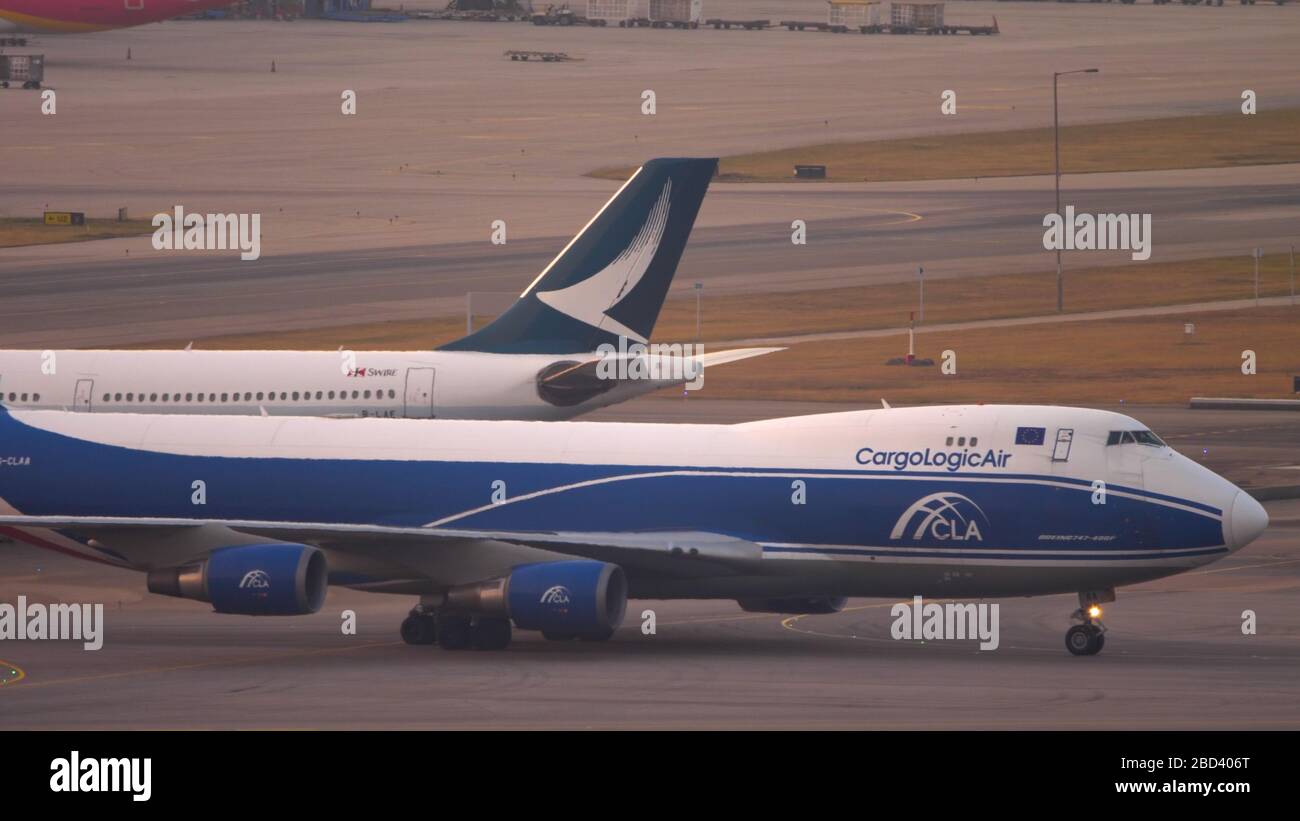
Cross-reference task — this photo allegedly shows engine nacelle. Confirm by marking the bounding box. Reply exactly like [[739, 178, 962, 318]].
[[147, 543, 328, 616], [445, 560, 627, 635], [736, 596, 847, 615]]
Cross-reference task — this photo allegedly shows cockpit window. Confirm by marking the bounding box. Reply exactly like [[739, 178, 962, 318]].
[[1132, 430, 1165, 447], [1107, 430, 1165, 447]]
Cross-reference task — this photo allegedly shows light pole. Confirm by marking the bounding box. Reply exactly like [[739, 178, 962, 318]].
[[1054, 67, 1099, 313]]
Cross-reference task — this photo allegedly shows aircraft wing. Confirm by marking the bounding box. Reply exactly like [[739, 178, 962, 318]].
[[0, 515, 763, 579]]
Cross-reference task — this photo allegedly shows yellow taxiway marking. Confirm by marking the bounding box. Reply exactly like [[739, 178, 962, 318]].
[[0, 660, 27, 686], [0, 641, 397, 692]]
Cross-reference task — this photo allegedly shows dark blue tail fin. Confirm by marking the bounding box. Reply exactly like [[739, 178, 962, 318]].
[[440, 157, 717, 354]]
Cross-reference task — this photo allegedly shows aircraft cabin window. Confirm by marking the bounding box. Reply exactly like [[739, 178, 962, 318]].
[[315, 391, 323, 400], [256, 392, 264, 401], [115, 393, 123, 401], [364, 390, 372, 399], [292, 392, 300, 401], [161, 394, 169, 402], [1132, 430, 1166, 447], [389, 389, 396, 399], [209, 393, 217, 402], [150, 394, 158, 402], [280, 392, 287, 400], [21, 393, 28, 402], [328, 391, 336, 400], [957, 437, 966, 446], [352, 390, 359, 399], [970, 437, 978, 446], [197, 394, 205, 402], [102, 394, 110, 402], [33, 393, 39, 402], [126, 393, 134, 401]]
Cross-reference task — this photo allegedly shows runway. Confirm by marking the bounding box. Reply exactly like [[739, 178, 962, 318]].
[[1, 401, 1297, 729], [1, 168, 1297, 347]]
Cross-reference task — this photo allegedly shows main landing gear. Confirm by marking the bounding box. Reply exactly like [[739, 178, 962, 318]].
[[1065, 589, 1113, 656], [400, 607, 513, 651]]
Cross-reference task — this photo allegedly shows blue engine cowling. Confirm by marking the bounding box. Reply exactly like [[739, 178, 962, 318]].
[[206, 544, 328, 615], [506, 560, 627, 634]]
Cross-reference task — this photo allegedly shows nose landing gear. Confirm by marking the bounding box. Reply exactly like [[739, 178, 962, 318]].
[[1066, 590, 1113, 656]]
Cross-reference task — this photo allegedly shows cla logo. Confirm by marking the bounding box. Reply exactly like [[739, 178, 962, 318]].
[[239, 570, 271, 590], [539, 585, 572, 606], [890, 493, 989, 543]]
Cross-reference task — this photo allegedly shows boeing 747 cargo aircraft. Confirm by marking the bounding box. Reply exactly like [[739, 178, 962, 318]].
[[0, 403, 1268, 656]]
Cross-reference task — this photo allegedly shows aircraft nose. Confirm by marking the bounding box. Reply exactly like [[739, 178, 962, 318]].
[[1226, 491, 1268, 550]]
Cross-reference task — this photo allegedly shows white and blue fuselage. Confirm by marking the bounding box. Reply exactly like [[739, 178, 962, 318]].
[[0, 403, 1266, 601]]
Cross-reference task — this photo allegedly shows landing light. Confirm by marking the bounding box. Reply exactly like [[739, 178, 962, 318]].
[[1088, 605, 1103, 619]]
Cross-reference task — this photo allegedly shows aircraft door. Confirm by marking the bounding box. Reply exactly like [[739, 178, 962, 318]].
[[1051, 428, 1074, 462], [403, 368, 435, 419], [73, 379, 94, 412]]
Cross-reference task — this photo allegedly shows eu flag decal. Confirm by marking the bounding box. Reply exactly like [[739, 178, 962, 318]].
[[1015, 426, 1046, 445]]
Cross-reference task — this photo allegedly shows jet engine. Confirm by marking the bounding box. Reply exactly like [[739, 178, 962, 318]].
[[443, 560, 627, 636], [147, 543, 328, 616]]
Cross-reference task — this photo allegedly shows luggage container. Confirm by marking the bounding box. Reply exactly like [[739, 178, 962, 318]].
[[890, 2, 943, 30], [648, 0, 701, 27], [586, 0, 636, 25], [0, 54, 44, 89], [828, 0, 880, 31]]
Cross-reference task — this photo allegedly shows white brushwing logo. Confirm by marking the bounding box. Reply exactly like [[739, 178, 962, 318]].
[[539, 585, 572, 606], [536, 180, 672, 342], [890, 493, 989, 542], [240, 569, 271, 589]]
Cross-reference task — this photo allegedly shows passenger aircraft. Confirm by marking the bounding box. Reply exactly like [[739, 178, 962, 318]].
[[0, 158, 778, 421], [0, 403, 1267, 656], [0, 0, 237, 34]]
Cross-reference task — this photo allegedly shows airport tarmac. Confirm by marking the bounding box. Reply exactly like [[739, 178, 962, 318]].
[[2, 5, 1299, 346], [2, 165, 1297, 347], [1, 400, 1297, 729]]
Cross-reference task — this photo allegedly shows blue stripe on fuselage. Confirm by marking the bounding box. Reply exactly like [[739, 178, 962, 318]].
[[0, 412, 1225, 556]]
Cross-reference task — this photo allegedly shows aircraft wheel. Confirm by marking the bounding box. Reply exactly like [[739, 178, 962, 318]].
[[1065, 624, 1103, 656], [471, 617, 512, 650], [400, 613, 437, 645], [437, 614, 474, 650]]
